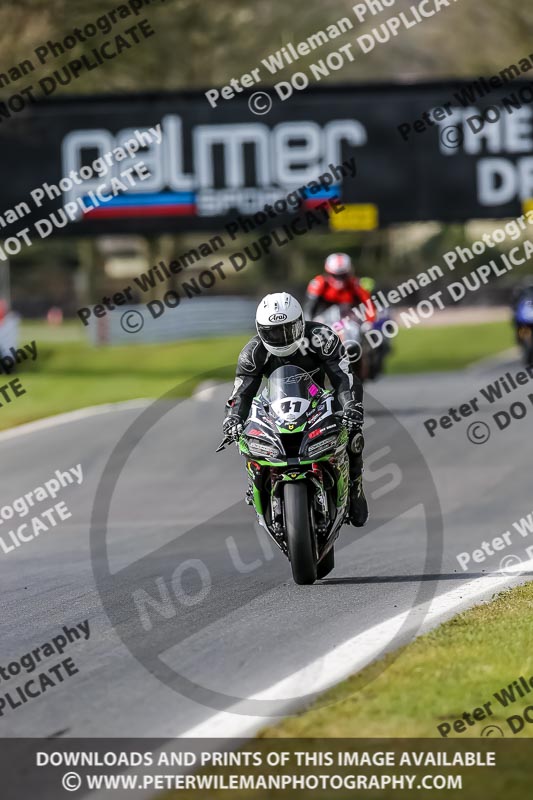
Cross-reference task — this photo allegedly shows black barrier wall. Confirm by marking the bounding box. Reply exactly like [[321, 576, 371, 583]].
[[1, 80, 533, 238]]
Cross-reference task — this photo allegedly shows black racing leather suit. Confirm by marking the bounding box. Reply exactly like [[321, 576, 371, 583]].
[[225, 322, 364, 481]]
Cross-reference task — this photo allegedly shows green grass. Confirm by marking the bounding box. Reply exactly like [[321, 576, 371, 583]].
[[386, 320, 515, 373], [161, 584, 533, 800], [0, 319, 514, 432], [258, 583, 533, 739], [0, 328, 250, 430]]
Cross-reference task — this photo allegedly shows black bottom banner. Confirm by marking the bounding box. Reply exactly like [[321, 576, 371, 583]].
[[3, 738, 532, 799]]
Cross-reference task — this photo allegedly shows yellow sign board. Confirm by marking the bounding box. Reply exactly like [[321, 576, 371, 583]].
[[329, 203, 379, 231], [523, 199, 533, 215]]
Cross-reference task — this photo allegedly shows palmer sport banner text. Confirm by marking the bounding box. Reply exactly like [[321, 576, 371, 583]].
[[1, 79, 533, 236]]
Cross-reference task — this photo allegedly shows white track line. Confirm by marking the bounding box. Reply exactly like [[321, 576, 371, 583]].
[[0, 399, 150, 443], [0, 384, 220, 443], [180, 562, 533, 738], [88, 565, 533, 800]]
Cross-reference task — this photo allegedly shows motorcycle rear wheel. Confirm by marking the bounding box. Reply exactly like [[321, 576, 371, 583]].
[[284, 482, 317, 585]]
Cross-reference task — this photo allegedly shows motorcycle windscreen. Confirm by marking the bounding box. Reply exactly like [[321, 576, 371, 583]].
[[265, 365, 323, 425], [315, 307, 362, 339]]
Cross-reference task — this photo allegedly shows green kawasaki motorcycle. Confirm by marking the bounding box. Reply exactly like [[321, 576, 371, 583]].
[[218, 364, 350, 585]]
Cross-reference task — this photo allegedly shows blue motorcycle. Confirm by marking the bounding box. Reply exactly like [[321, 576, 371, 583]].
[[514, 294, 533, 366]]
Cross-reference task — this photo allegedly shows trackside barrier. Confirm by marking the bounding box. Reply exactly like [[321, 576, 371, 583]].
[[86, 297, 257, 345], [0, 312, 19, 355]]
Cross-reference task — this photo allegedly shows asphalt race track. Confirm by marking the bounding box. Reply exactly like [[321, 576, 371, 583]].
[[2, 352, 532, 740]]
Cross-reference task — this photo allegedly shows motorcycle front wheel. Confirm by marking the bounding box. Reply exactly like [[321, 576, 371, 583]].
[[317, 547, 335, 579], [283, 482, 317, 585]]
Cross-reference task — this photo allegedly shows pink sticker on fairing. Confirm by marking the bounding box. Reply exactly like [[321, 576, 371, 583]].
[[309, 384, 319, 397]]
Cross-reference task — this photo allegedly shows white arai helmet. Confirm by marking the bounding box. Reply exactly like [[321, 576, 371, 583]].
[[255, 293, 305, 357]]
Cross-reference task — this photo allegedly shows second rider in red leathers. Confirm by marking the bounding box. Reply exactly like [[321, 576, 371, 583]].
[[304, 253, 376, 323]]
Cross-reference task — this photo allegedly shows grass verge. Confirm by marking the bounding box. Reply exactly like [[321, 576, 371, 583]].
[[258, 582, 533, 739], [386, 320, 515, 373], [158, 585, 533, 800], [0, 330, 249, 431], [0, 319, 514, 431]]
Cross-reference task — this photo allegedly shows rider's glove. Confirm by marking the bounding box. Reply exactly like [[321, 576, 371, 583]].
[[223, 414, 244, 442], [342, 401, 364, 433]]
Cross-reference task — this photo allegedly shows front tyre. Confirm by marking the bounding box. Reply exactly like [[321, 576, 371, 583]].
[[284, 482, 316, 585], [317, 547, 335, 580]]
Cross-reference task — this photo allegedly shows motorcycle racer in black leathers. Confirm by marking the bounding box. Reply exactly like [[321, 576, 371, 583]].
[[223, 292, 368, 527]]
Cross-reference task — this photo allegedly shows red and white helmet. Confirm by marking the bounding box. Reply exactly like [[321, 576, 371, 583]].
[[324, 253, 352, 278]]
